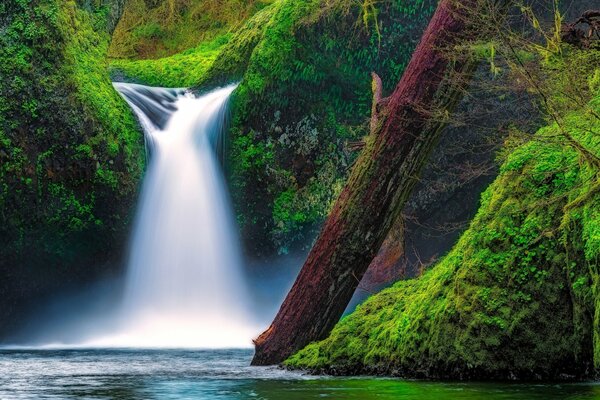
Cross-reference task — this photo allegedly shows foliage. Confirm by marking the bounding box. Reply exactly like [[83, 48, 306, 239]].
[[109, 0, 275, 59], [109, 34, 231, 87], [286, 48, 600, 379]]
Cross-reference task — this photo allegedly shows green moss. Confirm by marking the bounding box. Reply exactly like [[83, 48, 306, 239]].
[[0, 0, 143, 330], [109, 34, 231, 87], [109, 0, 275, 59], [286, 49, 600, 380], [60, 2, 143, 172]]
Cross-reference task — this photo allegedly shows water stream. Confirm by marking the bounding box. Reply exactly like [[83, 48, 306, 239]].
[[2, 349, 599, 400], [83, 83, 258, 348]]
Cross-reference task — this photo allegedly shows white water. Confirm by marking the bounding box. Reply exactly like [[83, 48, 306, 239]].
[[79, 83, 258, 348], [1, 83, 262, 349], [83, 83, 257, 348]]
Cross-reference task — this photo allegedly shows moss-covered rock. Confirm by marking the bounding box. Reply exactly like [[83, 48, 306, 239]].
[[0, 0, 143, 335], [109, 33, 232, 87], [285, 49, 600, 380], [109, 0, 274, 60]]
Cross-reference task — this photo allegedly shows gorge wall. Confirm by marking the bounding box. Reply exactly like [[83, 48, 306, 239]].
[[0, 0, 143, 336]]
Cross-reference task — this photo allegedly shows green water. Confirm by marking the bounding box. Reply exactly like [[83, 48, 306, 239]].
[[1, 349, 598, 399]]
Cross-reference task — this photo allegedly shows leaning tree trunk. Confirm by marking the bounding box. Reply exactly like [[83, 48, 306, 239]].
[[361, 216, 406, 290], [252, 0, 495, 365]]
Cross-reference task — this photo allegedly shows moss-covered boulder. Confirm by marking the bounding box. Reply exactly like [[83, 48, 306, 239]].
[[0, 0, 143, 335], [285, 50, 600, 380]]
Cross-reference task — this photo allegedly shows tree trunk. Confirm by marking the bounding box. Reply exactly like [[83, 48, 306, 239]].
[[252, 0, 486, 365], [360, 216, 406, 291]]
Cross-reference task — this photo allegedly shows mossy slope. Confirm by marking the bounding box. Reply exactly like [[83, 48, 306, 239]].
[[0, 0, 143, 334], [109, 33, 232, 87], [286, 50, 600, 380], [108, 1, 279, 88], [109, 0, 274, 59]]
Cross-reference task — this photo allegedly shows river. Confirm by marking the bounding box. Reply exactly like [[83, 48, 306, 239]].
[[1, 349, 598, 399]]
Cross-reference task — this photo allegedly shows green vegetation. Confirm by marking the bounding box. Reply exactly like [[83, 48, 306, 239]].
[[4, 0, 598, 381], [0, 0, 143, 329], [218, 0, 436, 253], [110, 34, 231, 87], [286, 48, 600, 380], [109, 0, 275, 59]]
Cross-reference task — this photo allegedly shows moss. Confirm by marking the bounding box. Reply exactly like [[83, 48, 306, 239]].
[[285, 49, 600, 380], [0, 0, 143, 333], [109, 0, 275, 59], [109, 33, 231, 87]]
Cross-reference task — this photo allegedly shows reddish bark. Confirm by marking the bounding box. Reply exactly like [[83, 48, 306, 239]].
[[359, 216, 406, 291], [252, 0, 483, 365], [561, 9, 600, 48]]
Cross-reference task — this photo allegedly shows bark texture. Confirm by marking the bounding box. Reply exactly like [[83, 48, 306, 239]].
[[251, 0, 488, 366], [361, 216, 406, 289]]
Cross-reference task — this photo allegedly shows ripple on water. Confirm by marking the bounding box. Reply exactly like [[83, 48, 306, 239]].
[[1, 349, 599, 400]]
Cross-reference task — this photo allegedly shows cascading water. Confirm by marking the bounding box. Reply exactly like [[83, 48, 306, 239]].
[[82, 83, 258, 348]]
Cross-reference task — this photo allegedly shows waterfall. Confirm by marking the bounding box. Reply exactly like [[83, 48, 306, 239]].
[[0, 83, 261, 349], [83, 83, 256, 348]]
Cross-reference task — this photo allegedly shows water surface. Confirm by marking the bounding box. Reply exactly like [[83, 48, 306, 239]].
[[1, 349, 599, 399]]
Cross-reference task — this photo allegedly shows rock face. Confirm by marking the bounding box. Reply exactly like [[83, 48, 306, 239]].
[[77, 0, 125, 34], [0, 0, 144, 337]]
